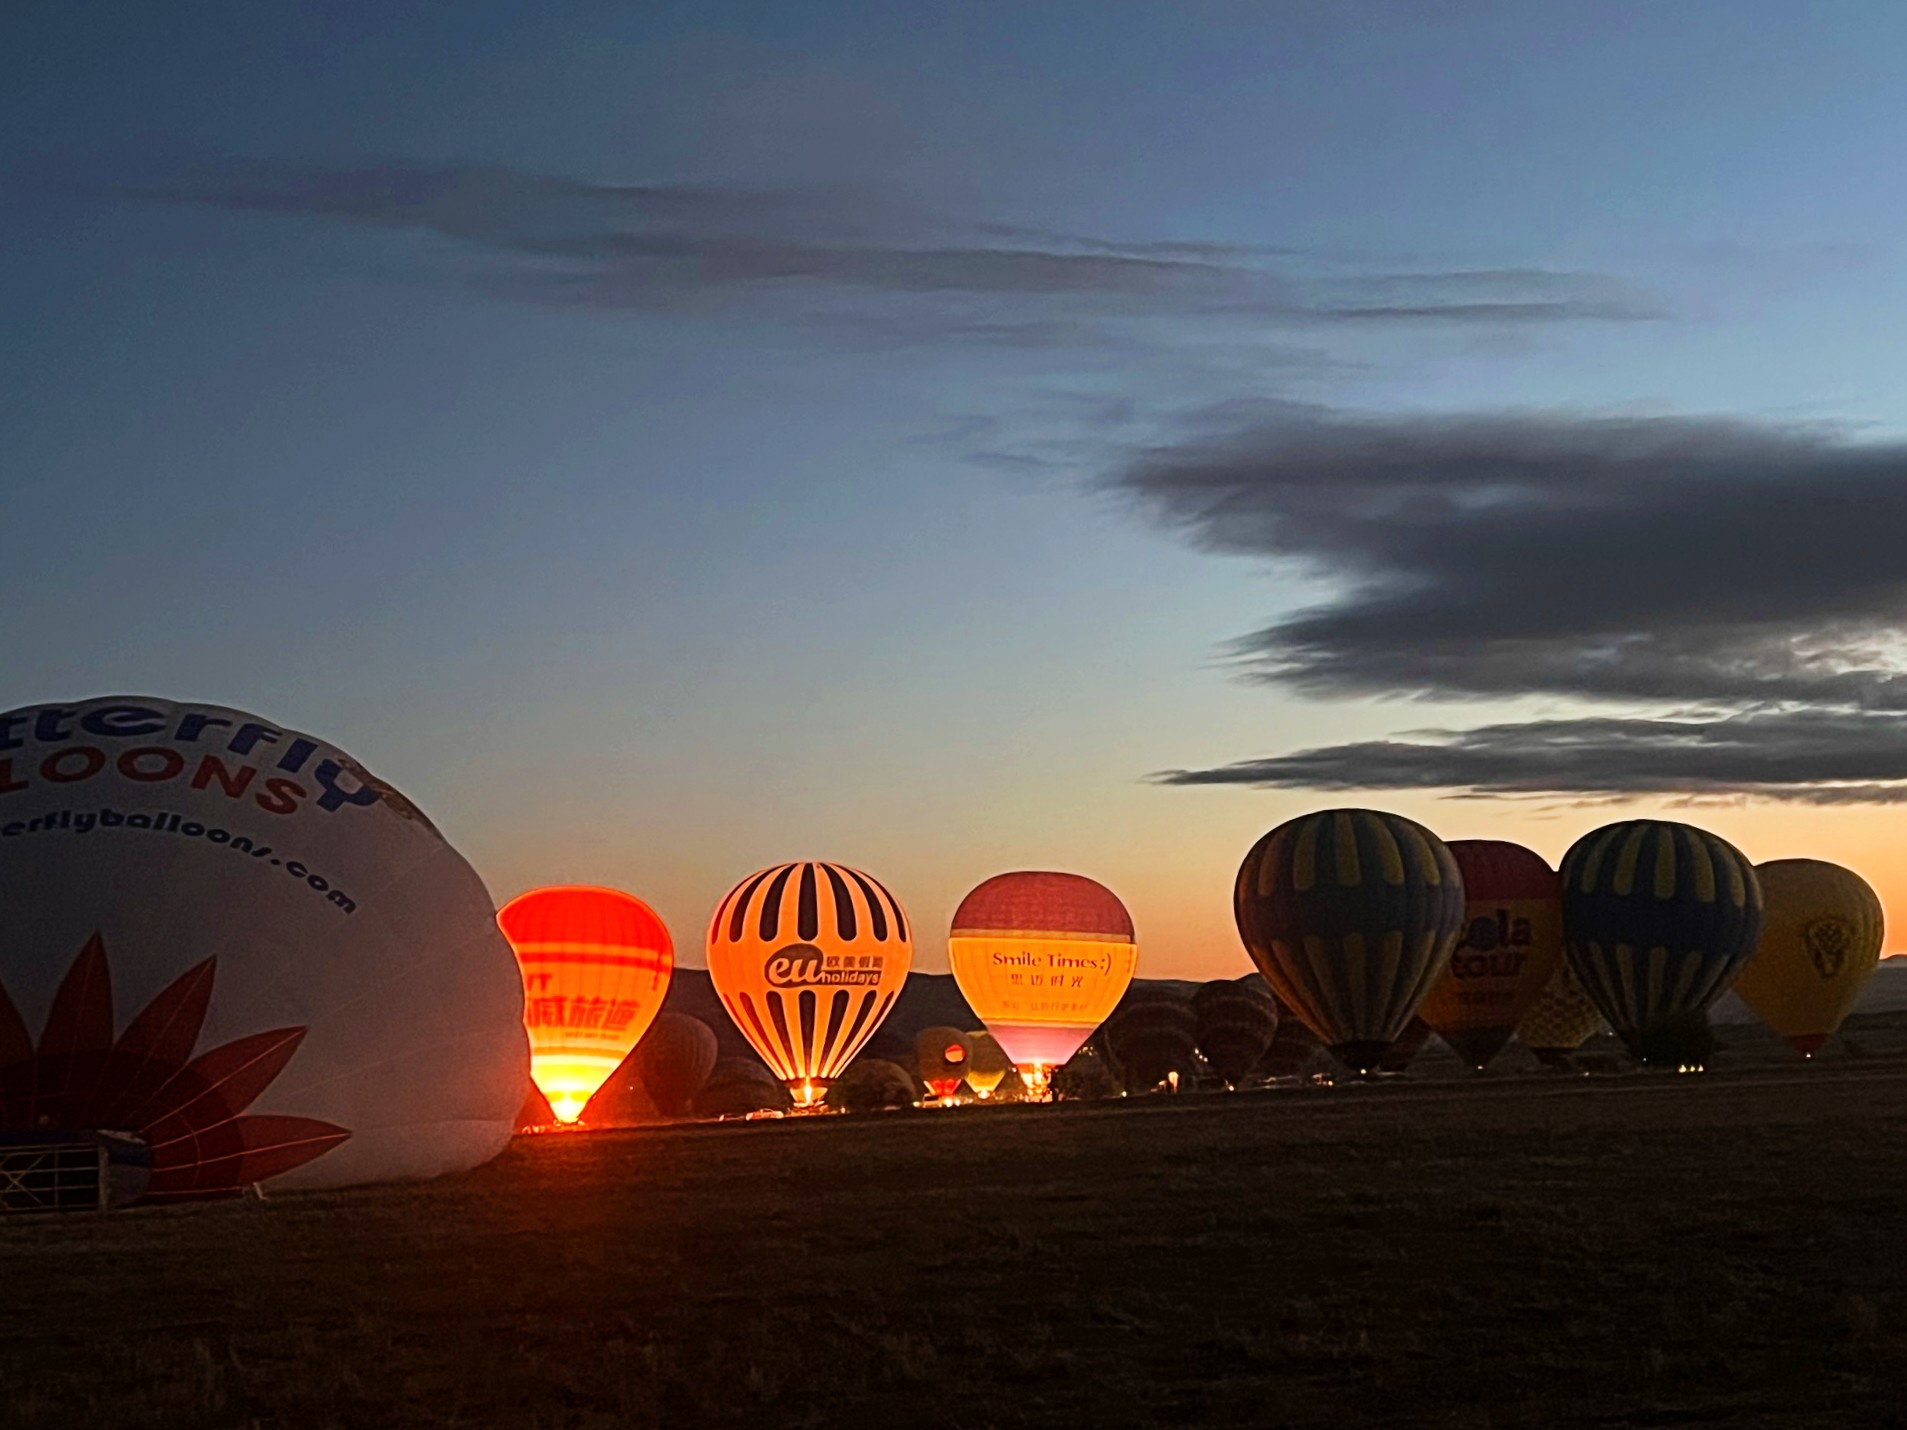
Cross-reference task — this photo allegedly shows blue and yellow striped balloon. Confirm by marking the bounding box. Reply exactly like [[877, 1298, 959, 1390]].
[[1560, 820, 1762, 1066], [1233, 808, 1466, 1073]]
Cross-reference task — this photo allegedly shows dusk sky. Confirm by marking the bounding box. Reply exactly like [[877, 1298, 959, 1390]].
[[11, 1, 1907, 976]]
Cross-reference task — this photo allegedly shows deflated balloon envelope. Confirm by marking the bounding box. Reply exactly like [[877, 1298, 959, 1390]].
[[1732, 859, 1885, 1057], [1233, 809, 1466, 1073], [1416, 841, 1564, 1070], [1560, 819, 1763, 1066], [0, 695, 528, 1200]]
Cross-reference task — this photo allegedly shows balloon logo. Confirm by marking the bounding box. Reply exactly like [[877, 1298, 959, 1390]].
[[706, 861, 913, 1107], [1560, 820, 1762, 1066], [1415, 840, 1564, 1070], [1732, 859, 1884, 1057], [948, 871, 1137, 1101], [1233, 809, 1465, 1073], [498, 886, 674, 1124]]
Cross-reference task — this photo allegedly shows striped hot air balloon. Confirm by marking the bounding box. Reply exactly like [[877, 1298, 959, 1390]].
[[1560, 820, 1763, 1067], [948, 871, 1137, 1102], [705, 861, 913, 1107], [1416, 840, 1564, 1070], [1233, 809, 1466, 1074]]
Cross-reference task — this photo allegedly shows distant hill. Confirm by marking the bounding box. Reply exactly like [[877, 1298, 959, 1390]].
[[1711, 955, 1907, 1024], [660, 968, 1205, 1061]]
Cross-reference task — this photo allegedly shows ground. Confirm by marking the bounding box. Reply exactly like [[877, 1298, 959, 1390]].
[[4, 1034, 1907, 1428]]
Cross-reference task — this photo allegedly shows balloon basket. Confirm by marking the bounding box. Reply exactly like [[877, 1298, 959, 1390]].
[[1018, 1065, 1053, 1103]]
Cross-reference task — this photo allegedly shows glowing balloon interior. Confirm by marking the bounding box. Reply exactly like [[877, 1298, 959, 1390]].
[[498, 886, 674, 1123], [706, 861, 914, 1105], [948, 871, 1137, 1096]]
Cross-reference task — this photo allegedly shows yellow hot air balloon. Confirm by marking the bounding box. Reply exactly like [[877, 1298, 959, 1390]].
[[1516, 958, 1605, 1062], [964, 1030, 1010, 1099], [498, 886, 674, 1125], [948, 871, 1137, 1101], [1732, 859, 1885, 1057], [705, 861, 913, 1108]]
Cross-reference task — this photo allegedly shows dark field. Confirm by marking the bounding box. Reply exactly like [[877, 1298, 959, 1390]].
[[7, 1054, 1907, 1428]]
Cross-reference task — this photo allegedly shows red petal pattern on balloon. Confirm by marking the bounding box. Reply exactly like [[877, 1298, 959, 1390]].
[[0, 937, 349, 1202]]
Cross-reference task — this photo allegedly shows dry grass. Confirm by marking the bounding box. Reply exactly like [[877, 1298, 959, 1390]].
[[5, 1050, 1907, 1427]]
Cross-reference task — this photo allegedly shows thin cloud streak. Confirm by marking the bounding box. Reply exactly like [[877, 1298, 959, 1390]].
[[95, 159, 1662, 338]]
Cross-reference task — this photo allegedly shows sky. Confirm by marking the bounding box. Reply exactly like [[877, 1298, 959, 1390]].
[[10, 0, 1907, 975]]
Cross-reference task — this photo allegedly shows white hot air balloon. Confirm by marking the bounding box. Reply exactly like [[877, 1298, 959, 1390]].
[[0, 696, 527, 1202]]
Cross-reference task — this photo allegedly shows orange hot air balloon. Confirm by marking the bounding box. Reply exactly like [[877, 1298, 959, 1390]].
[[498, 886, 673, 1125], [948, 871, 1137, 1102], [705, 861, 914, 1107]]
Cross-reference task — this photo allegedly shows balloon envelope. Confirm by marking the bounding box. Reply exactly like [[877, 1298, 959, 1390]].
[[1560, 820, 1763, 1065], [1234, 809, 1465, 1072], [620, 1011, 718, 1119], [1416, 841, 1564, 1069], [915, 1025, 972, 1098], [963, 1029, 1011, 1097], [1193, 977, 1279, 1086], [0, 696, 527, 1199], [705, 861, 913, 1103], [1732, 859, 1885, 1057], [1516, 958, 1605, 1058], [498, 886, 674, 1124], [1104, 993, 1199, 1091], [948, 871, 1137, 1073]]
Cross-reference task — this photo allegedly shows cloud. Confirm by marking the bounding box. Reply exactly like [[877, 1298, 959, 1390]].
[[1120, 406, 1907, 801], [97, 160, 1659, 337], [1155, 710, 1907, 805]]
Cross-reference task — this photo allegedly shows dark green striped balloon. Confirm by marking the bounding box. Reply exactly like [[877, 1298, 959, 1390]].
[[1234, 809, 1466, 1073], [1560, 820, 1762, 1066]]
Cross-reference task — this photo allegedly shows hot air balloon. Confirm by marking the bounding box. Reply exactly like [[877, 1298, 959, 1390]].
[[498, 886, 673, 1125], [829, 1058, 919, 1113], [1561, 820, 1763, 1067], [706, 861, 913, 1107], [1193, 977, 1279, 1088], [1416, 841, 1564, 1070], [0, 696, 527, 1201], [915, 1026, 972, 1100], [1104, 992, 1200, 1091], [1732, 859, 1885, 1057], [1516, 959, 1606, 1065], [948, 871, 1137, 1101], [1233, 809, 1466, 1073], [697, 1058, 793, 1118], [1254, 997, 1325, 1080], [621, 1011, 718, 1118], [964, 1030, 1011, 1099], [1376, 1015, 1434, 1074]]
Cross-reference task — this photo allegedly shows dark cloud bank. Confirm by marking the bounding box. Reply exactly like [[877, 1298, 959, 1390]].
[[1125, 408, 1907, 803]]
